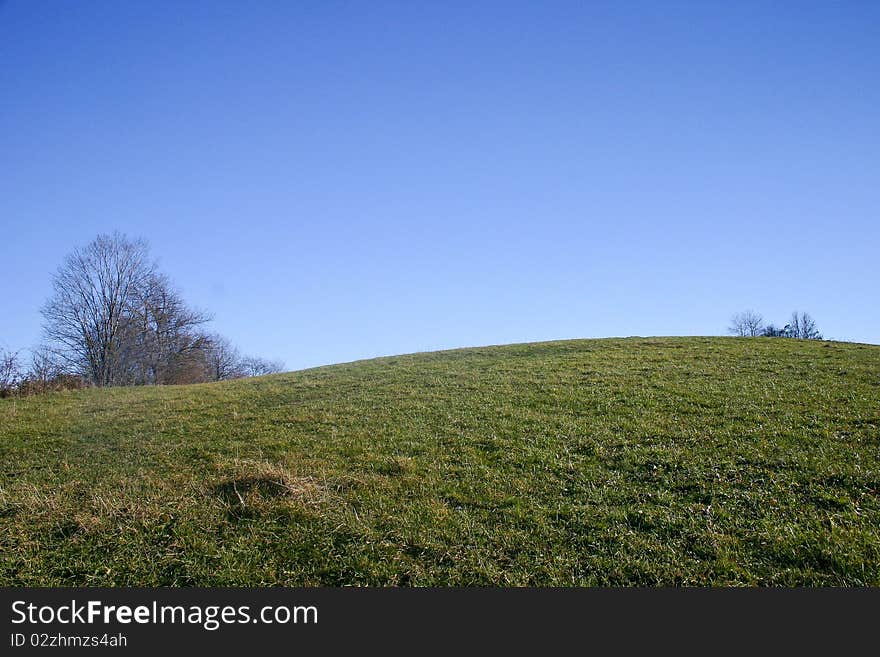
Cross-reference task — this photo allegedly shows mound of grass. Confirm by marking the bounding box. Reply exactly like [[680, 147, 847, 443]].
[[1, 337, 878, 585]]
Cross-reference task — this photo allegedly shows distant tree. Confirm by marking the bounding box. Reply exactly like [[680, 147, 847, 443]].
[[125, 272, 211, 384], [762, 324, 786, 337], [41, 233, 214, 386], [761, 312, 823, 340], [0, 348, 21, 396], [787, 311, 822, 340], [239, 355, 285, 377], [41, 233, 156, 386], [39, 231, 285, 389], [728, 310, 764, 337], [202, 333, 245, 381], [198, 337, 284, 380]]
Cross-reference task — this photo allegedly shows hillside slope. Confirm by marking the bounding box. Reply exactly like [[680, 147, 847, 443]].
[[1, 337, 878, 585]]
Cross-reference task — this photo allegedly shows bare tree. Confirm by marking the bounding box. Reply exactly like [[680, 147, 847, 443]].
[[0, 348, 21, 396], [41, 233, 156, 386], [40, 233, 215, 386], [40, 232, 284, 388], [198, 337, 284, 381], [787, 311, 822, 340], [202, 333, 245, 381], [728, 310, 764, 337], [125, 273, 211, 384], [239, 355, 285, 377]]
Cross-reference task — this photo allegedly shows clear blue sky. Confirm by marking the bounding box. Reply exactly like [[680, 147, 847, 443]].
[[2, 1, 878, 370]]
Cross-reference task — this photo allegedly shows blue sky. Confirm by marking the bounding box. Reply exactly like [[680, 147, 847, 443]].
[[1, 1, 878, 370]]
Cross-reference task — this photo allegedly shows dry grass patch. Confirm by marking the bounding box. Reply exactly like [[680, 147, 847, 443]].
[[211, 458, 327, 516]]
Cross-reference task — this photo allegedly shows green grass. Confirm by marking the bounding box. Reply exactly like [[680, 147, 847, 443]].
[[1, 337, 879, 586]]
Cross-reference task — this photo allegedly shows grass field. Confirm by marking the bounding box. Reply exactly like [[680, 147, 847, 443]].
[[1, 337, 878, 586]]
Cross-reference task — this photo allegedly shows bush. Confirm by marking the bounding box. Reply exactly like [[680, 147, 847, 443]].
[[17, 373, 87, 396], [0, 349, 21, 397]]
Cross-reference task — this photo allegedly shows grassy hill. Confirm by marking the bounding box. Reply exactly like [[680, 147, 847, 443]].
[[1, 337, 878, 586]]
